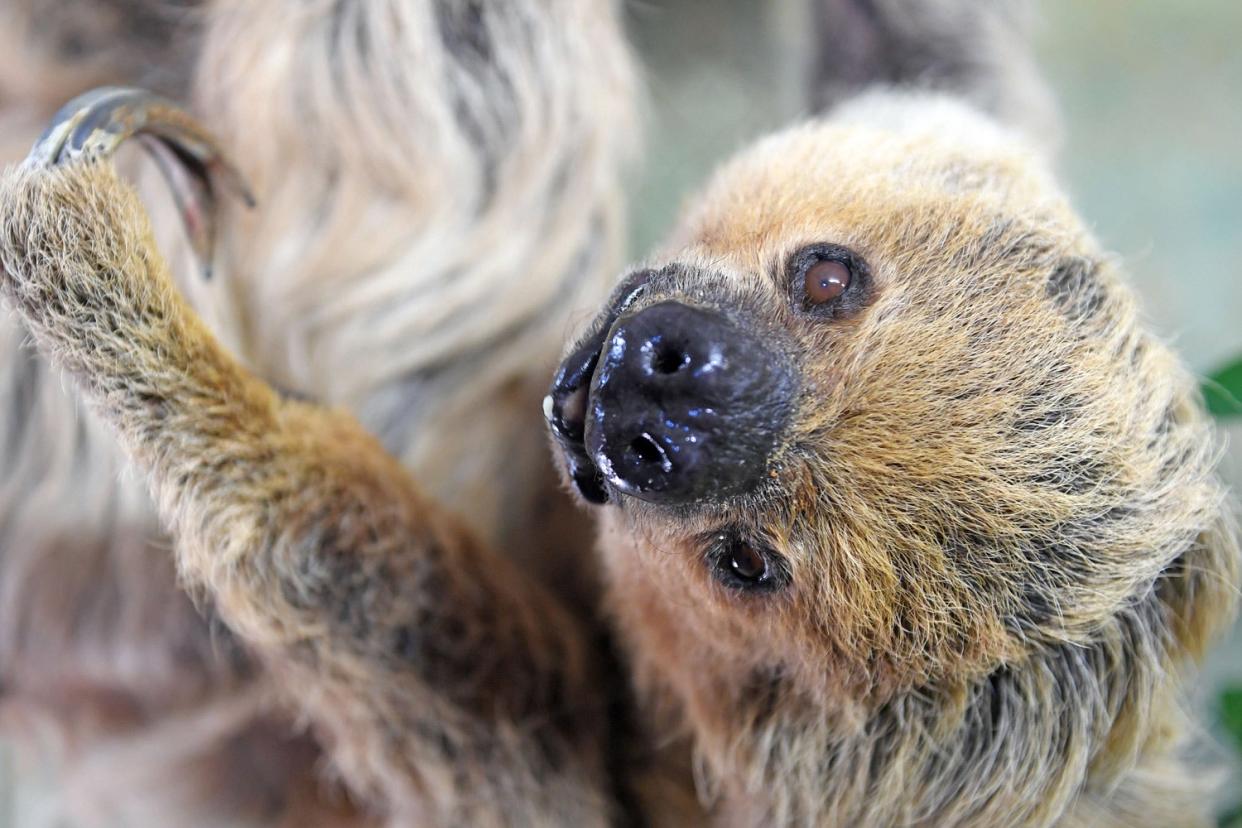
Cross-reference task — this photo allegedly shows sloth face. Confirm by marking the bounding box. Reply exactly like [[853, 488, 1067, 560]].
[[547, 97, 1220, 712]]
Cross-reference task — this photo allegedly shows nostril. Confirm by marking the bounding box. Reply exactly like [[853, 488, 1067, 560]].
[[628, 432, 672, 473], [647, 339, 690, 375], [561, 385, 587, 434]]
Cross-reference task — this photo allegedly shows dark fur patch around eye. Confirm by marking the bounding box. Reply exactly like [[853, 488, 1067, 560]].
[[704, 530, 791, 594], [787, 243, 873, 319], [1045, 257, 1103, 322]]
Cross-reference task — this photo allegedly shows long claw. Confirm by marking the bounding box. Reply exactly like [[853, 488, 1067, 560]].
[[25, 86, 255, 279]]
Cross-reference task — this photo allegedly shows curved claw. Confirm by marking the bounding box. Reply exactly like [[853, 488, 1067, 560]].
[[25, 86, 255, 279]]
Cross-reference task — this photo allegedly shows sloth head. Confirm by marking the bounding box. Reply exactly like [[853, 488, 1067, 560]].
[[547, 94, 1233, 753]]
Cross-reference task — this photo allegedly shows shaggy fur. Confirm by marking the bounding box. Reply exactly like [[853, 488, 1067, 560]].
[[596, 92, 1238, 826], [0, 1, 1237, 827], [0, 0, 634, 824]]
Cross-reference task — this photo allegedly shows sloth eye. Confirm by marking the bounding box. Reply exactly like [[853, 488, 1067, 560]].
[[805, 259, 850, 304], [707, 532, 787, 593], [728, 542, 767, 581], [789, 244, 870, 317]]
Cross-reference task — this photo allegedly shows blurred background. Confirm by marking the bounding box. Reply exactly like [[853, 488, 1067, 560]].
[[3, 0, 1241, 823]]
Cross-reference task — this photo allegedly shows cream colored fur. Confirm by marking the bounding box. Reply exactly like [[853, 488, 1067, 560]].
[[0, 1, 635, 824]]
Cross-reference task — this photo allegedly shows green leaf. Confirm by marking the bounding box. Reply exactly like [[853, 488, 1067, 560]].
[[1218, 689, 1242, 826], [1220, 687, 1242, 754], [1203, 357, 1242, 419]]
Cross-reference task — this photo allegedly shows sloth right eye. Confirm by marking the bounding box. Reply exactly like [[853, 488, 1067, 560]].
[[805, 259, 851, 304], [706, 531, 789, 594]]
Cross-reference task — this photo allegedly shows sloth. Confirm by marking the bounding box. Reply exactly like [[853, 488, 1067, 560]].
[[1, 1, 1238, 827], [547, 90, 1240, 825]]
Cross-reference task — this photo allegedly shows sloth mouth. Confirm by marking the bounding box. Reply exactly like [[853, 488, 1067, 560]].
[[541, 374, 608, 506]]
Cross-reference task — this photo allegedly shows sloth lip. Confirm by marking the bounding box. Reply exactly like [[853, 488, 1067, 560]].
[[545, 390, 610, 505], [546, 272, 660, 505], [545, 319, 613, 504]]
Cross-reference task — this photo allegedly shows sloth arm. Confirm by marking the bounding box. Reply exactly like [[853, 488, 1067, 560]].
[[0, 159, 612, 824]]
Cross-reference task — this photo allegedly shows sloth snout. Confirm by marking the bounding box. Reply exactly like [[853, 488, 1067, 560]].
[[584, 301, 795, 505]]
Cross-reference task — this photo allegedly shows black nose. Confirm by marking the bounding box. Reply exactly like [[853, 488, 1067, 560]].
[[584, 301, 795, 504]]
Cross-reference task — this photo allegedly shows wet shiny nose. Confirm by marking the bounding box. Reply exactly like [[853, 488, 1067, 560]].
[[585, 301, 795, 504]]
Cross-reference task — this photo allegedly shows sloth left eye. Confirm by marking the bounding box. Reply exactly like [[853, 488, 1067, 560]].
[[789, 243, 870, 317], [707, 532, 787, 593]]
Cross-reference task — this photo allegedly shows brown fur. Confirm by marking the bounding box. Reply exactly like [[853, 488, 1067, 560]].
[[0, 0, 634, 824], [0, 2, 1237, 827], [0, 152, 615, 826], [596, 94, 1238, 825]]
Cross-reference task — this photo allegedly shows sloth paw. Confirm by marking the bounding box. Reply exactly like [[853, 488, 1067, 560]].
[[25, 86, 254, 279]]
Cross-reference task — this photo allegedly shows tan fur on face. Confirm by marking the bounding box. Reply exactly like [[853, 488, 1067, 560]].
[[597, 94, 1239, 826]]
